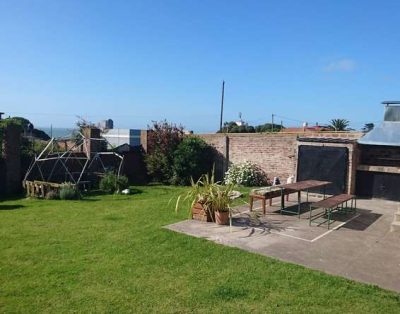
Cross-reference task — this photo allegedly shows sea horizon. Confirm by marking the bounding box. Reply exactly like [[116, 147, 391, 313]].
[[38, 127, 75, 138]]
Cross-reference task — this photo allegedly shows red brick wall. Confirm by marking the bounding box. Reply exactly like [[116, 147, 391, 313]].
[[199, 132, 363, 193]]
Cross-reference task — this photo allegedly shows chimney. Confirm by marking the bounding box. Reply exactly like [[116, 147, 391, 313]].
[[82, 127, 103, 158]]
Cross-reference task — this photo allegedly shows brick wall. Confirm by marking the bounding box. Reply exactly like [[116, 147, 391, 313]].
[[199, 132, 363, 193]]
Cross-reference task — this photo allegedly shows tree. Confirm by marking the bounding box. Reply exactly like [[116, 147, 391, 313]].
[[145, 120, 185, 183], [254, 123, 284, 133], [217, 121, 284, 133], [362, 123, 374, 133], [2, 117, 50, 141], [329, 119, 350, 131]]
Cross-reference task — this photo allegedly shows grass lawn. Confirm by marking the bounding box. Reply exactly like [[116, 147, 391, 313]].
[[1, 185, 399, 313]]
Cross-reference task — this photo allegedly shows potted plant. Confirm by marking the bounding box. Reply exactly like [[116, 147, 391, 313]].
[[208, 183, 235, 225], [176, 172, 235, 225]]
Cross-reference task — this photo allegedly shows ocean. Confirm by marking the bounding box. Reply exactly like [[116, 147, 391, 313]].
[[39, 127, 75, 139]]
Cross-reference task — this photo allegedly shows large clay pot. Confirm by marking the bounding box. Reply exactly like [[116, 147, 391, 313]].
[[192, 203, 213, 222], [215, 210, 229, 225]]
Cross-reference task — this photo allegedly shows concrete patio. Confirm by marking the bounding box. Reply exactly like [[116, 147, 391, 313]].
[[166, 196, 400, 293]]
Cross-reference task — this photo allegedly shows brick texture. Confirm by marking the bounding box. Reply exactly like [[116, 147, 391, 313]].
[[199, 132, 363, 194]]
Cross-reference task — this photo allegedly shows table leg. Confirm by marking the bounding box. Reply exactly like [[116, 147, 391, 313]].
[[262, 198, 266, 215], [298, 191, 301, 218], [280, 189, 285, 214], [269, 198, 272, 206], [309, 204, 312, 226], [249, 196, 253, 211]]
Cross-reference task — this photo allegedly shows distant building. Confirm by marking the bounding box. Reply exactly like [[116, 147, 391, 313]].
[[102, 129, 142, 149], [98, 119, 114, 130], [282, 125, 332, 132], [0, 112, 4, 120]]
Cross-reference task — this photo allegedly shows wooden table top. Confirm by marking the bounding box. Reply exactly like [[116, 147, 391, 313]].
[[279, 180, 331, 192]]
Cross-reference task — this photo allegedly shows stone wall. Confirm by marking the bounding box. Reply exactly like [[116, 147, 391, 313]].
[[199, 132, 363, 193]]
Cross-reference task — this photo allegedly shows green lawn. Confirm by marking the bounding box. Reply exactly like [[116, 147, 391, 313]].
[[1, 186, 399, 313]]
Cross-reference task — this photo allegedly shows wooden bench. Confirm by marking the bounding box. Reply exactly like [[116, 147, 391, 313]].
[[309, 194, 356, 229], [249, 187, 290, 215]]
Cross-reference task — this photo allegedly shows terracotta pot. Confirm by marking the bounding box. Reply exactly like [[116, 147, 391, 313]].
[[192, 203, 213, 222], [215, 210, 230, 225]]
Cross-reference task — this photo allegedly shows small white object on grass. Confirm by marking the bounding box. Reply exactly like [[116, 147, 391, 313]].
[[229, 190, 242, 200], [121, 189, 130, 195]]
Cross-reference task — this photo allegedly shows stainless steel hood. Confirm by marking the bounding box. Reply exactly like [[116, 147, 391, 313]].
[[358, 102, 400, 147]]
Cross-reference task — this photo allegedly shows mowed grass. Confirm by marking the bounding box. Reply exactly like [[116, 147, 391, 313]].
[[1, 186, 399, 313]]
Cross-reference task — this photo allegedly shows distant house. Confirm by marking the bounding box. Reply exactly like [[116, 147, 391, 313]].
[[102, 129, 142, 149]]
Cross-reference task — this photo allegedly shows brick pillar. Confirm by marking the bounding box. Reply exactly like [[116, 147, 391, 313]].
[[3, 124, 21, 194], [82, 127, 102, 158]]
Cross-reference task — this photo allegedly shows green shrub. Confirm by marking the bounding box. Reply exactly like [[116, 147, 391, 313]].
[[99, 172, 129, 194], [45, 190, 59, 200], [224, 161, 267, 186], [59, 182, 80, 200], [145, 120, 185, 184], [171, 137, 214, 185]]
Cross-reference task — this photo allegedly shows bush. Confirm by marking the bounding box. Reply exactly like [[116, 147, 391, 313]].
[[59, 182, 80, 200], [99, 172, 129, 194], [45, 190, 59, 200], [145, 120, 185, 184], [224, 161, 267, 186], [171, 137, 214, 185]]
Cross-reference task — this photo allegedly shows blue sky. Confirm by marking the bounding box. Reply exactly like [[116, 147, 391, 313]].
[[0, 0, 399, 132]]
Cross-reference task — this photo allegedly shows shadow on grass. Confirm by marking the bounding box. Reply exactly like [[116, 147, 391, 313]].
[[0, 193, 26, 202], [0, 204, 25, 210]]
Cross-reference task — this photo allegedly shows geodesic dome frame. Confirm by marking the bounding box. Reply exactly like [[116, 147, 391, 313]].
[[23, 132, 124, 189]]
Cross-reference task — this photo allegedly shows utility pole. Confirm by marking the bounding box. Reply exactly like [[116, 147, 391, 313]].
[[219, 80, 225, 132], [271, 114, 274, 132]]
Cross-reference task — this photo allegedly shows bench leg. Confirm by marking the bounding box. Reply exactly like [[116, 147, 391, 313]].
[[327, 208, 331, 229], [249, 197, 253, 211], [269, 198, 272, 206]]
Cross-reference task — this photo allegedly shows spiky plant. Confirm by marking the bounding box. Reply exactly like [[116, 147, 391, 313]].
[[329, 119, 350, 131]]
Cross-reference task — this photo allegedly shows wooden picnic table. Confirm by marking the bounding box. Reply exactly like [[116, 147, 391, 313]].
[[250, 180, 331, 217], [279, 180, 332, 217]]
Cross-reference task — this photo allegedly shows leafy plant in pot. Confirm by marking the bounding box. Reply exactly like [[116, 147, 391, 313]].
[[175, 172, 235, 225]]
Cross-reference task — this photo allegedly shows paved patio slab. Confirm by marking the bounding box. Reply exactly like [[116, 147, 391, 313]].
[[166, 197, 400, 292]]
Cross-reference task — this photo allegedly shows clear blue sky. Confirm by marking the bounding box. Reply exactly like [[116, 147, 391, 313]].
[[0, 0, 399, 132]]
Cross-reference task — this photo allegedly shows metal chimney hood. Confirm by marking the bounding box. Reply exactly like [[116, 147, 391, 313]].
[[358, 101, 400, 147]]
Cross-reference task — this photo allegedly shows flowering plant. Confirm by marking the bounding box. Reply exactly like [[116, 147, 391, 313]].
[[224, 161, 268, 186]]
